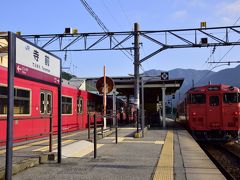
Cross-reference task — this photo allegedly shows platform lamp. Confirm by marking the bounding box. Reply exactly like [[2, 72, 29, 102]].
[[64, 28, 71, 34], [16, 31, 21, 36]]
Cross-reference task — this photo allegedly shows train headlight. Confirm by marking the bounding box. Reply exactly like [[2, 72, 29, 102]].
[[192, 112, 197, 116], [234, 111, 238, 116]]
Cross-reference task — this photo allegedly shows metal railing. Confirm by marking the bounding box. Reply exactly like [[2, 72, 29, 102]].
[[0, 115, 54, 153], [87, 113, 118, 158]]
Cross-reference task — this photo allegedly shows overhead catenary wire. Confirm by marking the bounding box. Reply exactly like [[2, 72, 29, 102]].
[[203, 16, 240, 66], [79, 0, 145, 72], [195, 16, 240, 85], [79, 0, 133, 61], [102, 0, 123, 30], [117, 0, 132, 25], [195, 41, 240, 86]]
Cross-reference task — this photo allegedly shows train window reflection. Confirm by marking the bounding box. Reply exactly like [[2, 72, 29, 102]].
[[189, 94, 206, 104], [77, 97, 83, 114], [87, 100, 95, 112], [210, 96, 219, 106], [40, 93, 45, 114], [47, 94, 52, 114], [0, 86, 30, 115], [62, 96, 72, 114], [223, 93, 238, 103]]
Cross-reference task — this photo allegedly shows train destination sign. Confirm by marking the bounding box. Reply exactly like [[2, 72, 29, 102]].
[[16, 37, 61, 85]]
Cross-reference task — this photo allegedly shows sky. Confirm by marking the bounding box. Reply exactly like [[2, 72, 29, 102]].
[[1, 0, 240, 77]]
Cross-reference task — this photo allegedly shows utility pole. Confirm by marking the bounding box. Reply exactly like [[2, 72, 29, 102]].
[[103, 65, 107, 129], [162, 87, 166, 128], [134, 23, 140, 132], [141, 77, 145, 137]]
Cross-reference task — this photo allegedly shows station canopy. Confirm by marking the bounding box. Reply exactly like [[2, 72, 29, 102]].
[[71, 76, 184, 103]]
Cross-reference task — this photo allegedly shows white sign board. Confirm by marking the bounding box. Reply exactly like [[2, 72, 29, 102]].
[[16, 37, 60, 85]]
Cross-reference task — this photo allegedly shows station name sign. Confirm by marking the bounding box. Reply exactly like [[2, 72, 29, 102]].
[[15, 37, 61, 85]]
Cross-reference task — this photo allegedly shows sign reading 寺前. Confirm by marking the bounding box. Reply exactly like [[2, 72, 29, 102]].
[[15, 37, 61, 85]]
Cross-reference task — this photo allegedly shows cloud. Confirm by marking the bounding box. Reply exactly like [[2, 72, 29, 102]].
[[215, 0, 240, 24], [188, 0, 206, 7], [172, 0, 206, 8], [171, 10, 188, 20]]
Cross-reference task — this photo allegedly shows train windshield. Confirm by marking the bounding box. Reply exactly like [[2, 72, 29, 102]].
[[223, 93, 238, 103], [188, 93, 206, 104]]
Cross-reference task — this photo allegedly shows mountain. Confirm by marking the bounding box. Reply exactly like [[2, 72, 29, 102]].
[[144, 65, 240, 104], [62, 71, 76, 80], [197, 65, 240, 87], [144, 68, 216, 94]]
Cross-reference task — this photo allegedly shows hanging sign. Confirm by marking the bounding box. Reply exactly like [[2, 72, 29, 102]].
[[15, 37, 61, 85]]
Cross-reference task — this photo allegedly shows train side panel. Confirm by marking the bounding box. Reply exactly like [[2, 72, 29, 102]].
[[0, 66, 59, 143]]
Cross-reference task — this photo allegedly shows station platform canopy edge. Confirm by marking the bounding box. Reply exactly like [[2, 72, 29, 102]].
[[70, 76, 184, 102]]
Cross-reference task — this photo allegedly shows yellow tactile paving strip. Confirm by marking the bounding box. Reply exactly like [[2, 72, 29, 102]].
[[153, 130, 173, 180], [105, 136, 165, 144], [33, 140, 76, 152], [122, 140, 164, 145], [0, 139, 49, 155], [0, 131, 81, 154], [118, 128, 138, 130]]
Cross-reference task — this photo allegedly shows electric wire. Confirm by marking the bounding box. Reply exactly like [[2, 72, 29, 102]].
[[195, 39, 240, 86], [102, 0, 123, 29], [195, 16, 240, 85], [117, 0, 132, 25], [80, 0, 145, 72], [205, 16, 240, 65], [79, 0, 133, 62]]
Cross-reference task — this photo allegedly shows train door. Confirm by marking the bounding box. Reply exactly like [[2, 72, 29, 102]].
[[40, 90, 53, 115], [207, 94, 221, 129], [77, 96, 83, 129]]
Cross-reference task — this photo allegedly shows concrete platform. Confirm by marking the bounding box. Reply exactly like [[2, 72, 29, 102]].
[[0, 119, 226, 180], [174, 130, 225, 180]]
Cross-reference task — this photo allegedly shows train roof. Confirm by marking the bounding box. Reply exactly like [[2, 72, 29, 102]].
[[62, 78, 85, 89], [187, 84, 240, 93]]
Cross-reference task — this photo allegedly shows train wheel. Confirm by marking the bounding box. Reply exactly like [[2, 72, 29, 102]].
[[192, 131, 205, 141], [229, 130, 238, 139]]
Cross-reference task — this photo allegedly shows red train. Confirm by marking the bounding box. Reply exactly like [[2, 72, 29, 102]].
[[177, 84, 240, 140], [0, 66, 132, 145]]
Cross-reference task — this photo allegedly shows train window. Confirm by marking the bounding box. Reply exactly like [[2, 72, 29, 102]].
[[40, 93, 45, 114], [87, 100, 95, 112], [0, 86, 7, 114], [223, 93, 238, 103], [40, 90, 52, 115], [62, 96, 72, 114], [14, 89, 30, 114], [190, 94, 206, 104], [46, 94, 52, 114], [209, 96, 219, 106], [208, 86, 220, 91], [77, 97, 83, 114], [0, 86, 30, 115]]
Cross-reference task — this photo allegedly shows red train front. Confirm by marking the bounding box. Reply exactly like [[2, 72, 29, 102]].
[[179, 84, 240, 140]]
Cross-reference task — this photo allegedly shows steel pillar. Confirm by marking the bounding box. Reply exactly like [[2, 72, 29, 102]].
[[141, 77, 145, 137], [57, 63, 62, 163], [134, 23, 140, 130], [112, 89, 116, 126], [6, 32, 15, 180], [162, 87, 166, 128]]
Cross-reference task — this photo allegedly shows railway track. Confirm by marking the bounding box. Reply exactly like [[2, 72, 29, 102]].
[[200, 142, 240, 180]]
